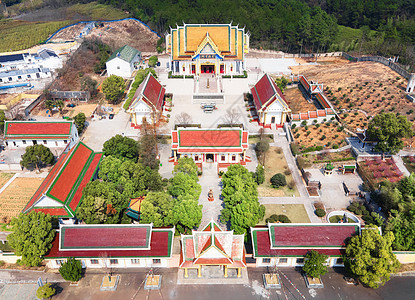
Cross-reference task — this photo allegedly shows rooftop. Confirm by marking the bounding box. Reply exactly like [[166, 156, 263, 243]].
[[107, 45, 141, 64], [4, 121, 73, 140]]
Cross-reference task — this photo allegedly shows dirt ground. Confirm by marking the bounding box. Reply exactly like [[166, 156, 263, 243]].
[[32, 103, 98, 118], [50, 19, 158, 52], [290, 59, 414, 146], [257, 147, 300, 197], [0, 177, 43, 219], [340, 110, 370, 131], [284, 87, 316, 113], [292, 122, 348, 150]]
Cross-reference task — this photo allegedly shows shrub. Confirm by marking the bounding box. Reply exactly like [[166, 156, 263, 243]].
[[59, 258, 82, 282], [270, 173, 286, 188], [287, 180, 296, 190], [315, 208, 326, 217], [284, 169, 291, 176], [218, 170, 224, 177], [255, 164, 265, 185], [37, 284, 55, 299], [0, 260, 5, 267], [301, 120, 307, 126], [291, 124, 297, 129], [265, 214, 291, 223]]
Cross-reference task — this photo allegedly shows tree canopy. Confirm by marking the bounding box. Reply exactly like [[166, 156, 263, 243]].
[[20, 144, 54, 171], [148, 55, 158, 67], [101, 75, 125, 103], [344, 225, 400, 288], [221, 164, 265, 237], [173, 157, 199, 180], [7, 212, 56, 267], [73, 112, 86, 134], [36, 284, 55, 299], [59, 257, 83, 282], [303, 250, 328, 279], [102, 134, 139, 162], [367, 113, 413, 154], [140, 192, 173, 227]]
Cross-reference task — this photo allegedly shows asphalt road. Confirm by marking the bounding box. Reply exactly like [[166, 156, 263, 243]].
[[4, 267, 412, 300]]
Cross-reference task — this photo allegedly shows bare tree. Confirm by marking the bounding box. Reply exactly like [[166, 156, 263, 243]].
[[224, 108, 241, 125], [175, 112, 193, 125], [99, 252, 113, 281]]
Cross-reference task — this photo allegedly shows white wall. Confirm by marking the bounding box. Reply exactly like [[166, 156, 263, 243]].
[[47, 257, 170, 269], [107, 55, 140, 78], [5, 139, 69, 149], [255, 256, 344, 267]]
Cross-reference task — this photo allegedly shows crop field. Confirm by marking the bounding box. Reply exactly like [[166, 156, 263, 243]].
[[0, 177, 43, 219], [291, 122, 348, 152], [0, 19, 71, 52]]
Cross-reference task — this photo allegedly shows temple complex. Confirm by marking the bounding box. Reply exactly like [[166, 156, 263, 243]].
[[166, 24, 249, 76], [179, 220, 246, 278]]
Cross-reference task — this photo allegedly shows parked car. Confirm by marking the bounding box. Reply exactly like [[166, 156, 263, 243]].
[[67, 103, 75, 108], [109, 114, 114, 120]]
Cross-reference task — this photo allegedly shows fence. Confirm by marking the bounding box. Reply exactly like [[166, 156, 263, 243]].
[[342, 53, 412, 80]]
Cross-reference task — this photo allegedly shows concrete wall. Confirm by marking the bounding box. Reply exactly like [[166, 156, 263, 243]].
[[255, 256, 344, 268], [394, 252, 415, 264], [0, 252, 21, 264], [47, 257, 171, 269]]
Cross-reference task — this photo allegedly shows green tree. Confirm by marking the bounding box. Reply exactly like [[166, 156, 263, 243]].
[[367, 113, 413, 154], [103, 135, 139, 162], [7, 212, 55, 267], [275, 76, 289, 92], [385, 209, 415, 251], [303, 250, 328, 279], [102, 75, 125, 103], [148, 55, 158, 67], [36, 283, 55, 299], [173, 157, 199, 180], [140, 192, 174, 227], [168, 172, 202, 199], [344, 225, 400, 288], [254, 164, 265, 185], [0, 110, 6, 133], [168, 194, 202, 234], [270, 173, 286, 188], [59, 257, 82, 282], [73, 113, 86, 134], [20, 144, 54, 171], [139, 123, 160, 170]]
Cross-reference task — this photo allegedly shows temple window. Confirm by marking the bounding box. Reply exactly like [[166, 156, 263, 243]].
[[262, 258, 271, 264]]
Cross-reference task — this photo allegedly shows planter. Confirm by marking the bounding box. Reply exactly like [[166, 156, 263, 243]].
[[263, 273, 281, 289], [144, 275, 162, 290], [304, 274, 324, 288], [100, 275, 120, 291]]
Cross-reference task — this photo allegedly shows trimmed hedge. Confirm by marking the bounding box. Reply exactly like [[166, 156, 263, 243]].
[[168, 71, 194, 79], [174, 124, 201, 130], [265, 214, 291, 223], [222, 71, 247, 78], [312, 157, 355, 164], [315, 208, 326, 217]]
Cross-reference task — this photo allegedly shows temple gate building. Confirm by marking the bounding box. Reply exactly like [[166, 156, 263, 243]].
[[166, 24, 249, 76], [170, 128, 249, 169], [179, 220, 246, 278]]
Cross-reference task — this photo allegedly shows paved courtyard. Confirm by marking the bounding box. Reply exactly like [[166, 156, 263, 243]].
[[304, 168, 364, 210]]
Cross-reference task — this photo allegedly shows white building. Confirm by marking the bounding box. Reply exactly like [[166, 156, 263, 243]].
[[251, 73, 291, 129], [44, 224, 175, 269], [106, 45, 141, 78], [3, 120, 78, 149], [127, 73, 165, 127]]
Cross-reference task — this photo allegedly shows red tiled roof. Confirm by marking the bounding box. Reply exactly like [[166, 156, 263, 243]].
[[33, 208, 68, 216], [309, 111, 317, 118], [252, 229, 345, 257], [317, 110, 326, 117], [68, 153, 102, 212], [143, 74, 165, 111], [45, 230, 173, 258], [4, 121, 72, 139], [179, 129, 241, 148], [48, 143, 92, 202], [251, 74, 275, 111], [193, 258, 233, 265], [60, 225, 151, 250], [300, 113, 309, 120], [172, 131, 178, 143], [270, 225, 359, 248]]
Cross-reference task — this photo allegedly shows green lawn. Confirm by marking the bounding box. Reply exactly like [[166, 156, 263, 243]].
[[259, 204, 310, 224]]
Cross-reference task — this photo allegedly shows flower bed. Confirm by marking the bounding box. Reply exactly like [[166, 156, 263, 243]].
[[358, 158, 404, 189]]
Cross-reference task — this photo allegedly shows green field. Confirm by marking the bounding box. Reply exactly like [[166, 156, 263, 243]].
[[0, 19, 71, 52], [259, 204, 311, 224], [66, 2, 129, 20]]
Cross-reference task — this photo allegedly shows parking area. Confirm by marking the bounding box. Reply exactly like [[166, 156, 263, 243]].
[[304, 168, 364, 209], [0, 283, 38, 300]]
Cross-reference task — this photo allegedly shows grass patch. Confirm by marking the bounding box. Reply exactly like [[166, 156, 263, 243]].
[[0, 223, 13, 232], [66, 2, 129, 20], [257, 147, 299, 197], [329, 216, 356, 223], [0, 173, 14, 188], [402, 156, 415, 174], [0, 19, 71, 52], [260, 204, 310, 224]]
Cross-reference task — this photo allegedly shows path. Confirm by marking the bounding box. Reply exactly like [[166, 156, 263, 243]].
[[272, 134, 308, 198], [197, 163, 224, 229], [393, 155, 411, 177], [306, 144, 351, 155]]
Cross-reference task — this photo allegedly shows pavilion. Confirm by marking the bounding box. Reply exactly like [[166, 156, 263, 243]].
[[179, 220, 246, 278]]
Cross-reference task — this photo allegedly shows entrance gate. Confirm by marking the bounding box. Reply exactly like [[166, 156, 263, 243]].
[[201, 65, 215, 74]]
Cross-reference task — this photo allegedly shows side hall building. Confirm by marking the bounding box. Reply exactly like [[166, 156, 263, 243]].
[[45, 224, 174, 269], [166, 24, 249, 76]]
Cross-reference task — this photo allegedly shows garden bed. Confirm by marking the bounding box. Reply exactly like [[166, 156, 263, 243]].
[[358, 158, 404, 189], [257, 147, 299, 197], [291, 122, 348, 152], [402, 156, 415, 174], [300, 149, 355, 167]]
